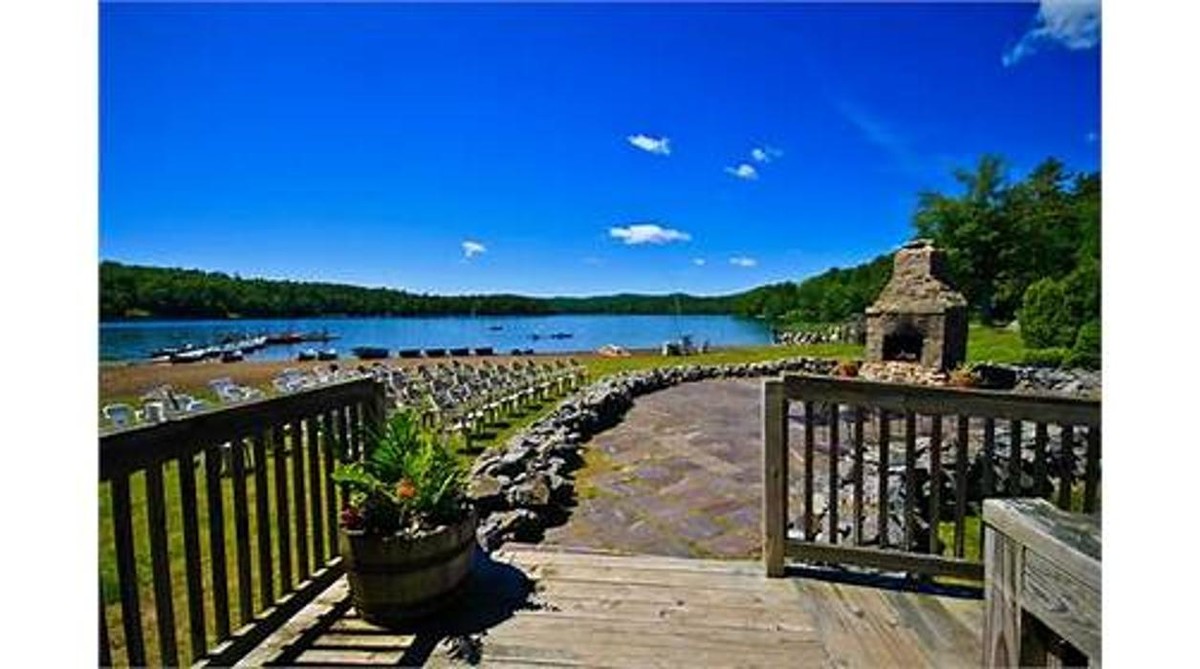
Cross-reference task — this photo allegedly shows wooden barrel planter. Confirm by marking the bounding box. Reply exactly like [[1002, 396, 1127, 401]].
[[339, 507, 478, 626]]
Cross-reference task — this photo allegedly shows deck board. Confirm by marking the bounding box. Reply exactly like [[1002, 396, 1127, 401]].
[[239, 544, 981, 667]]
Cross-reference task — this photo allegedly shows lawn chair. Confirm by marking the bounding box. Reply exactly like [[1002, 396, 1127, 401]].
[[102, 403, 135, 429]]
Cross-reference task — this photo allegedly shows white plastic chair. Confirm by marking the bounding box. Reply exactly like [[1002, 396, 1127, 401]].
[[102, 404, 134, 428]]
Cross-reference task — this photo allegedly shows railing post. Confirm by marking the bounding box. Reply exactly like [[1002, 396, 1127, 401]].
[[763, 378, 788, 577], [363, 380, 389, 441]]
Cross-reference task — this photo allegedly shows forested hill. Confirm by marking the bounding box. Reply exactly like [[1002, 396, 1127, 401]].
[[98, 262, 742, 320]]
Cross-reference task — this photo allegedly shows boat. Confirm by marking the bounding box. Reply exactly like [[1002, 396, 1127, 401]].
[[317, 348, 338, 361], [397, 348, 422, 359], [297, 348, 318, 362], [149, 345, 183, 359], [487, 325, 504, 331], [548, 332, 573, 340], [170, 348, 208, 364], [352, 346, 390, 360], [597, 344, 631, 358]]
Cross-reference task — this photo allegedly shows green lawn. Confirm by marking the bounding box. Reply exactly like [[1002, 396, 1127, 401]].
[[964, 323, 1028, 365], [579, 342, 862, 380]]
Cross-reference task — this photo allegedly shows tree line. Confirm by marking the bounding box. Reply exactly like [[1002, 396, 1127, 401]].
[[99, 262, 740, 320]]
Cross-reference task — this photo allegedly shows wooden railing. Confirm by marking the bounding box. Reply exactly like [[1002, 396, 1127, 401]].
[[762, 374, 1100, 580], [99, 378, 387, 667], [982, 498, 1101, 667]]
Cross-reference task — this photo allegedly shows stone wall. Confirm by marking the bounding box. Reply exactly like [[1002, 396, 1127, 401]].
[[774, 316, 866, 346]]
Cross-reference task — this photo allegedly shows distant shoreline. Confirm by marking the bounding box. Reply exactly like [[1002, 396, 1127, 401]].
[[99, 312, 742, 324]]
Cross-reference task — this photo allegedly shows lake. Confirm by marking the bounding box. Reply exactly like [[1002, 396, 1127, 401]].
[[99, 314, 773, 362]]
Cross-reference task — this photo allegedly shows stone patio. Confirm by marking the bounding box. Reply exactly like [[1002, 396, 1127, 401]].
[[536, 378, 826, 559]]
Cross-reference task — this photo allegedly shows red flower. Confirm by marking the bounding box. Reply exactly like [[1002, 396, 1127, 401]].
[[395, 479, 417, 500]]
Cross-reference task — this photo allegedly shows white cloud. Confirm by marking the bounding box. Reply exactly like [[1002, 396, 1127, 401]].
[[751, 146, 784, 163], [724, 163, 759, 180], [729, 256, 758, 268], [1002, 0, 1100, 67], [692, 258, 706, 266], [627, 133, 671, 155], [461, 240, 486, 259], [609, 223, 691, 245]]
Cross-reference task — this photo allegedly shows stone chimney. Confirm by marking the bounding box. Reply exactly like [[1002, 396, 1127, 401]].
[[864, 240, 968, 371]]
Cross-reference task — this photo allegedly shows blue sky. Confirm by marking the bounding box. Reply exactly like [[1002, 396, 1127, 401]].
[[99, 1, 1100, 297]]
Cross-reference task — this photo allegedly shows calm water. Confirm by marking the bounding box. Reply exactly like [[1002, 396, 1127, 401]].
[[99, 315, 772, 362]]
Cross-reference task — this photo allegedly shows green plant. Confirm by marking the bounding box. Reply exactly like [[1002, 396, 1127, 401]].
[[1065, 319, 1101, 369], [1022, 347, 1070, 368], [1019, 278, 1077, 348], [332, 410, 468, 535]]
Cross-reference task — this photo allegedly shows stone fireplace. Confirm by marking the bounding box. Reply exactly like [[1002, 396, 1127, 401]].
[[865, 239, 968, 371]]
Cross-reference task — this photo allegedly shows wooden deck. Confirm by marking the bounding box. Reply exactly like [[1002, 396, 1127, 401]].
[[238, 545, 983, 667]]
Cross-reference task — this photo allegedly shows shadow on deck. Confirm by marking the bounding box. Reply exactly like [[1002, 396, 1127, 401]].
[[239, 544, 982, 667]]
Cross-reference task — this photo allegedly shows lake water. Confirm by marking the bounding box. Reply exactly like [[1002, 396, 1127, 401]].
[[99, 315, 772, 362]]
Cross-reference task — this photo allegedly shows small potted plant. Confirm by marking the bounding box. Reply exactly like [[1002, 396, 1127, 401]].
[[333, 409, 476, 626]]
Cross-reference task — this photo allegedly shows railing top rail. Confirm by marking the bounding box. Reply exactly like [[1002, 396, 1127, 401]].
[[100, 377, 383, 481], [781, 373, 1100, 426]]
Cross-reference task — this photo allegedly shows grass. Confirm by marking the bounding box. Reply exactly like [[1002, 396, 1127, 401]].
[[579, 342, 863, 380], [964, 322, 1028, 365]]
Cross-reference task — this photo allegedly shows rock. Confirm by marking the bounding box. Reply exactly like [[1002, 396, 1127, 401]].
[[493, 445, 533, 476], [973, 364, 1018, 390], [506, 475, 551, 509], [477, 508, 540, 551], [547, 473, 573, 502], [467, 474, 507, 512]]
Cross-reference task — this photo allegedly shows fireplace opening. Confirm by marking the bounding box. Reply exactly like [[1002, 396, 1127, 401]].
[[883, 325, 924, 363]]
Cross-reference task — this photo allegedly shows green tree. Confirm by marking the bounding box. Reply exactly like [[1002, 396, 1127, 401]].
[[1019, 278, 1076, 349]]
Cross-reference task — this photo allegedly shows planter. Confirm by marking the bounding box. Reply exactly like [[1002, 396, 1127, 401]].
[[339, 506, 478, 626]]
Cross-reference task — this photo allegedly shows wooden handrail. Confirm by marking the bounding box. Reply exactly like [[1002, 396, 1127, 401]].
[[764, 373, 1100, 580], [982, 499, 1100, 667], [782, 374, 1100, 426], [99, 378, 388, 666], [100, 378, 383, 481]]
